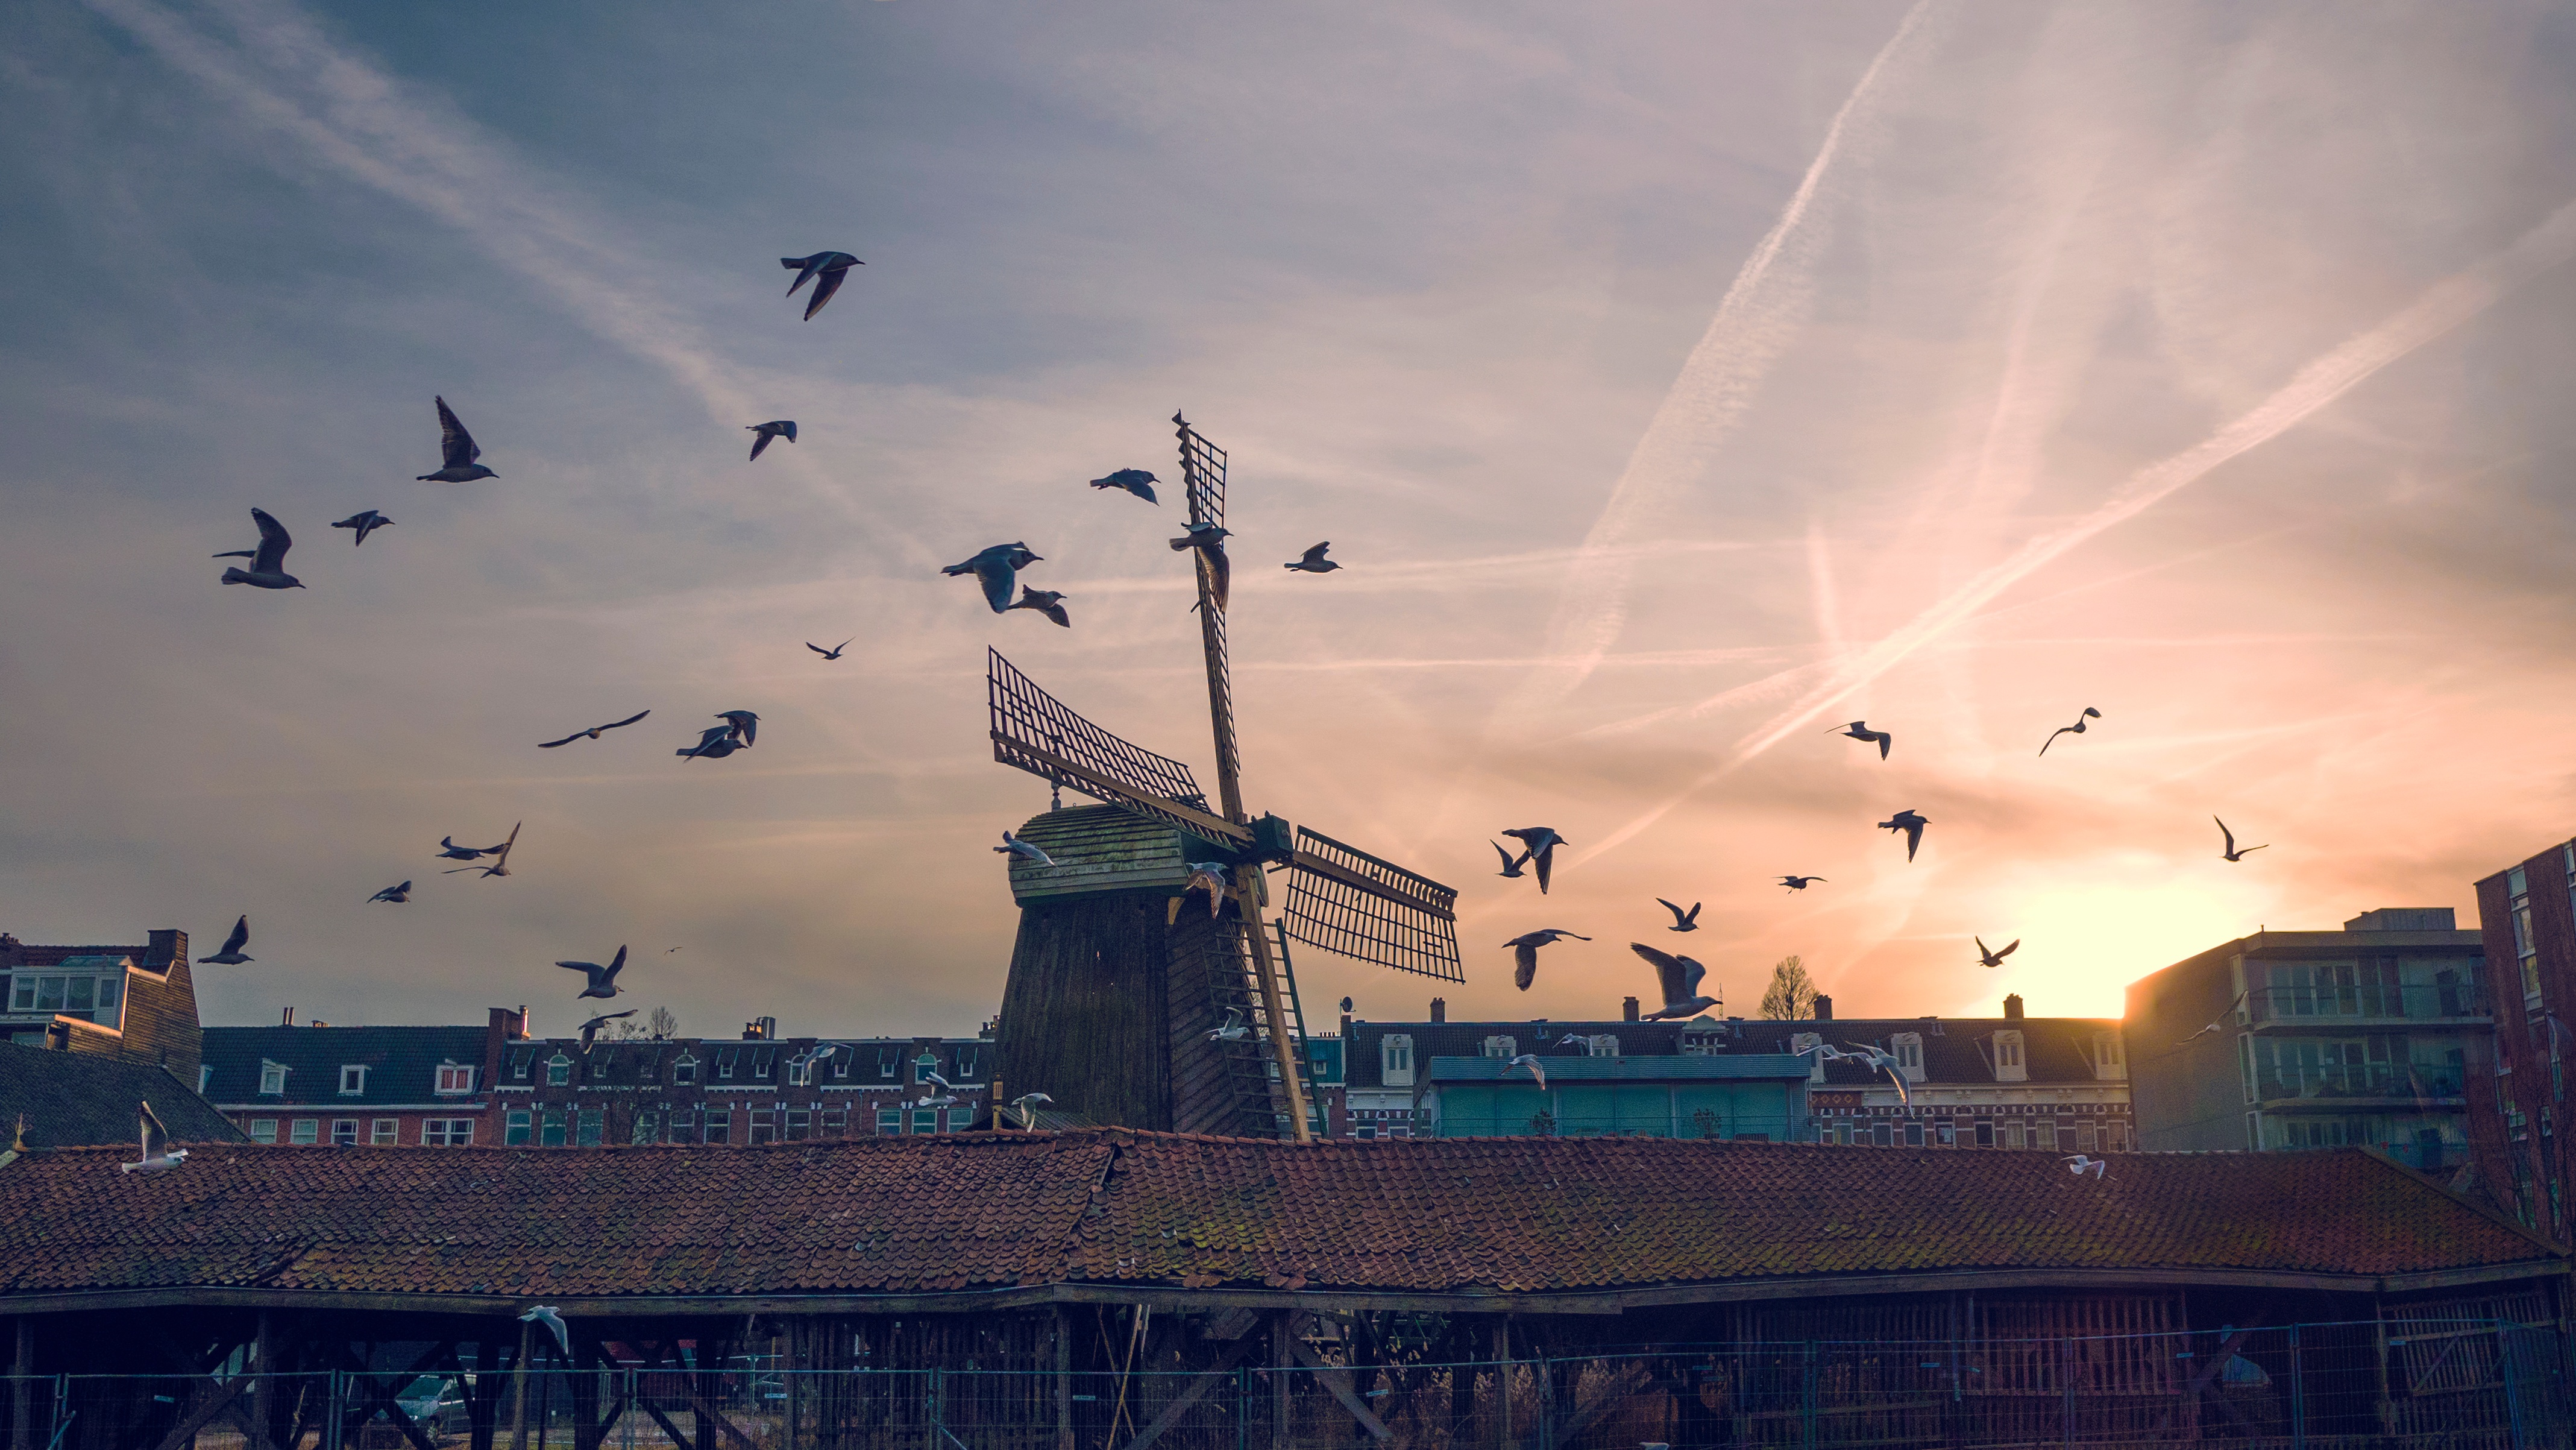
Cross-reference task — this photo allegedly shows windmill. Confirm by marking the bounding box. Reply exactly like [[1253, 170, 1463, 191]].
[[988, 414, 1460, 1143]]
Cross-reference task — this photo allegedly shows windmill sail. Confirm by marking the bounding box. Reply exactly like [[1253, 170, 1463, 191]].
[[988, 650, 1248, 846], [1283, 827, 1463, 982]]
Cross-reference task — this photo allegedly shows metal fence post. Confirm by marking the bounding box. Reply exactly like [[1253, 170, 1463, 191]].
[[1801, 1342, 1817, 1450], [2061, 1338, 2074, 1448], [621, 1369, 635, 1450], [327, 1368, 342, 1450], [2289, 1325, 2305, 1450], [1236, 1364, 1249, 1450], [48, 1376, 64, 1450]]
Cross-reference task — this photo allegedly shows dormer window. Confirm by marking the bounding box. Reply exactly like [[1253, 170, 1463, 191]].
[[1481, 1035, 1516, 1059], [259, 1061, 288, 1095], [954, 1046, 978, 1079], [913, 1053, 941, 1085], [1791, 1033, 1825, 1082], [831, 1047, 850, 1080], [1587, 1035, 1621, 1058], [674, 1054, 698, 1085], [753, 1050, 773, 1080], [1891, 1033, 1926, 1082], [589, 1051, 612, 1079], [1679, 1027, 1723, 1057], [198, 1064, 215, 1094], [1992, 1030, 2027, 1083], [1381, 1035, 1414, 1088], [546, 1053, 572, 1087], [338, 1065, 367, 1095], [717, 1048, 738, 1080], [435, 1064, 474, 1095], [2093, 1033, 2127, 1080], [510, 1048, 533, 1080]]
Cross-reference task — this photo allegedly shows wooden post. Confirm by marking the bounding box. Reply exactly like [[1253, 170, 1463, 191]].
[[11, 1318, 31, 1450], [251, 1313, 277, 1450], [1234, 874, 1314, 1145], [1492, 1321, 1511, 1450], [1269, 1314, 1290, 1450], [508, 1322, 534, 1450], [1052, 1308, 1072, 1450]]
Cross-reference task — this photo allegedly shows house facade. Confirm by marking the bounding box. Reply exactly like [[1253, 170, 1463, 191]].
[[201, 1008, 518, 1147], [2468, 840, 2576, 1243], [2127, 908, 2489, 1170], [0, 928, 203, 1083]]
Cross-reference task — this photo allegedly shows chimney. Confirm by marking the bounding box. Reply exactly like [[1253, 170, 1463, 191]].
[[517, 1005, 530, 1038], [1622, 996, 1640, 1023], [1813, 995, 1833, 1021], [2003, 994, 2025, 1020], [1429, 997, 1446, 1024], [744, 1016, 777, 1041], [281, 1006, 295, 1027]]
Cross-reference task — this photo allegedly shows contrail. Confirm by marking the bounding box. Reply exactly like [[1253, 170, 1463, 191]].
[[1573, 189, 2576, 865], [1499, 0, 1935, 719]]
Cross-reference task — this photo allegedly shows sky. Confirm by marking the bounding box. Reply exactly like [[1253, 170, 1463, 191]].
[[8, 1, 2576, 1040]]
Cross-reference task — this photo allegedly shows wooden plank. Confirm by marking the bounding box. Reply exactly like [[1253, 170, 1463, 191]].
[[1286, 1339, 1392, 1442], [991, 740, 1252, 848], [1123, 1334, 1264, 1450], [1285, 850, 1455, 921]]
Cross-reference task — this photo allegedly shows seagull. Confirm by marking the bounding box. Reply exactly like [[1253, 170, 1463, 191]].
[[2062, 1155, 2107, 1179], [1557, 1033, 1594, 1053], [330, 509, 394, 546], [943, 543, 1044, 614], [677, 725, 741, 760], [746, 420, 797, 461], [715, 711, 760, 747], [1492, 842, 1526, 881], [781, 251, 863, 320], [997, 831, 1055, 867], [556, 945, 628, 1001], [2039, 707, 2102, 757], [1838, 1041, 1912, 1106], [518, 1306, 571, 1357], [1656, 899, 1701, 933], [807, 640, 850, 660], [197, 916, 254, 965], [120, 1101, 187, 1174], [1207, 1007, 1249, 1042], [1506, 1054, 1547, 1090], [1975, 936, 2020, 969], [1089, 468, 1158, 504], [1501, 827, 1566, 894], [1170, 522, 1233, 611], [1877, 810, 1928, 863], [1829, 721, 1893, 760], [538, 710, 652, 749], [919, 1069, 955, 1092], [1503, 929, 1591, 991], [416, 397, 498, 482], [367, 881, 412, 904], [435, 834, 506, 861], [2217, 817, 2268, 862], [576, 1009, 636, 1050], [2175, 991, 2249, 1045], [1182, 862, 1232, 917], [1284, 543, 1340, 574], [1777, 876, 1826, 892], [1008, 586, 1072, 628], [1630, 943, 1718, 1020], [1010, 1092, 1054, 1128], [444, 822, 521, 878], [213, 508, 304, 590]]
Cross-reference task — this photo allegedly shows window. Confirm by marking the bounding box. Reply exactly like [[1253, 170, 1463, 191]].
[[506, 1110, 532, 1146], [954, 1046, 979, 1079], [1891, 1033, 1924, 1080], [1481, 1036, 1516, 1059], [632, 1111, 659, 1145], [718, 1050, 739, 1080], [830, 1050, 850, 1080], [1974, 1120, 1994, 1148], [668, 1111, 696, 1143], [510, 1049, 533, 1080], [423, 1118, 474, 1147], [2094, 1033, 2128, 1080], [753, 1051, 773, 1081], [291, 1120, 319, 1145], [2005, 1122, 2028, 1150], [248, 1119, 278, 1143], [1905, 1121, 1924, 1147], [545, 1054, 571, 1087], [589, 1051, 611, 1079], [705, 1111, 731, 1145], [821, 1109, 846, 1137], [7, 971, 124, 1027], [371, 1118, 398, 1146], [2035, 1120, 2058, 1152], [785, 1109, 811, 1141], [338, 1066, 366, 1095], [576, 1109, 603, 1146], [876, 1108, 903, 1136], [750, 1109, 777, 1145], [539, 1111, 567, 1147], [1381, 1035, 1415, 1087], [912, 1053, 940, 1085], [674, 1054, 697, 1086], [1991, 1031, 2027, 1082], [1587, 1035, 1621, 1058], [878, 1050, 900, 1080], [260, 1061, 288, 1095], [1354, 1126, 1378, 1141], [948, 1107, 976, 1133], [911, 1108, 940, 1135], [2077, 1123, 2099, 1153], [198, 1064, 215, 1094], [435, 1063, 474, 1095]]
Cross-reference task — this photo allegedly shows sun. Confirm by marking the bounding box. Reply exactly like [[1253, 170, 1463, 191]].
[[1955, 865, 2274, 1018]]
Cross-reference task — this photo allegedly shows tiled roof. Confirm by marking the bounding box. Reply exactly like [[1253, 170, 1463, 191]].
[[0, 1130, 2554, 1305], [203, 1026, 488, 1107], [0, 1043, 243, 1149], [1429, 1054, 1810, 1082]]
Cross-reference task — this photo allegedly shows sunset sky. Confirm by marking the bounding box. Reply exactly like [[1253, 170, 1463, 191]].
[[8, 1, 2576, 1040]]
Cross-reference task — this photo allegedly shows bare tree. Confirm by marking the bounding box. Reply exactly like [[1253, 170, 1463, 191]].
[[1759, 955, 1818, 1020], [646, 1005, 679, 1041]]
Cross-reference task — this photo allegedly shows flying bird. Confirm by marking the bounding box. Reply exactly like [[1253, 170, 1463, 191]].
[[2216, 817, 2268, 862], [1557, 1033, 1595, 1053], [1182, 862, 1232, 917], [417, 397, 498, 482], [443, 822, 520, 878], [1975, 936, 2020, 969], [2175, 992, 2249, 1046], [120, 1102, 187, 1174], [1008, 586, 1072, 628], [807, 640, 850, 660], [576, 1009, 637, 1050], [1839, 1041, 1912, 1107], [1492, 842, 1526, 881], [1777, 876, 1826, 892], [943, 543, 1044, 613], [1170, 522, 1231, 611], [1629, 943, 1718, 1020], [213, 508, 304, 590], [1208, 1007, 1250, 1042], [197, 916, 254, 965], [1506, 1054, 1547, 1090], [1656, 898, 1701, 933], [538, 710, 651, 749], [330, 509, 394, 546], [1503, 928, 1590, 991], [1089, 468, 1158, 504], [1284, 543, 1340, 574], [1010, 1092, 1054, 1129], [435, 835, 506, 861], [780, 251, 862, 320], [1830, 721, 1893, 760], [2039, 707, 2103, 757], [715, 711, 759, 747], [518, 1306, 571, 1357], [366, 881, 412, 904], [1501, 827, 1566, 894], [2062, 1155, 2108, 1179], [746, 420, 797, 461], [556, 945, 628, 1001], [677, 725, 741, 760], [996, 831, 1055, 867], [1877, 810, 1927, 863]]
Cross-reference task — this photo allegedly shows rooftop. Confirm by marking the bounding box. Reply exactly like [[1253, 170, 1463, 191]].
[[0, 1043, 243, 1149]]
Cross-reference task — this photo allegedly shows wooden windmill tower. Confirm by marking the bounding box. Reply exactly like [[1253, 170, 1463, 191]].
[[989, 414, 1461, 1141]]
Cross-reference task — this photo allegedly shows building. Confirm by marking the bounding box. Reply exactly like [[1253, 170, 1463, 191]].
[[1340, 994, 2128, 1149], [0, 928, 203, 1084], [0, 1041, 242, 1150], [2127, 908, 2489, 1169], [201, 1007, 518, 1146], [2468, 840, 2576, 1243]]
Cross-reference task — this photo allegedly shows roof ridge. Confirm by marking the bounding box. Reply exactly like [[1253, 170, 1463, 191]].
[[2355, 1145, 2572, 1258]]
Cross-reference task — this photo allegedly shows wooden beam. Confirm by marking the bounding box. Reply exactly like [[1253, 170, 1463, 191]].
[[1282, 850, 1454, 921], [1284, 1338, 1390, 1442], [147, 1375, 252, 1450], [1542, 1361, 1649, 1446], [677, 1389, 761, 1450], [988, 739, 1252, 849], [1122, 1332, 1265, 1450]]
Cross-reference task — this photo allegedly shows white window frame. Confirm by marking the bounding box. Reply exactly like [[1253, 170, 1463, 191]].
[[674, 1054, 698, 1085], [2093, 1032, 2128, 1080], [248, 1118, 278, 1143], [371, 1118, 399, 1145], [546, 1053, 573, 1086], [290, 1119, 319, 1145], [338, 1065, 366, 1095], [1480, 1035, 1516, 1059], [435, 1063, 475, 1095], [423, 1118, 474, 1147], [1381, 1035, 1415, 1088], [1588, 1034, 1621, 1058], [259, 1061, 288, 1095], [1992, 1030, 2028, 1083], [1891, 1032, 1926, 1081]]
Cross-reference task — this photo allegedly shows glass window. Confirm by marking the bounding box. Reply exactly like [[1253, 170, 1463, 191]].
[[260, 1062, 287, 1095], [436, 1064, 474, 1094], [2078, 1123, 2099, 1153], [249, 1119, 278, 1143], [1870, 1122, 1892, 1147], [576, 1109, 603, 1147], [506, 1110, 532, 1146], [821, 1109, 846, 1137], [539, 1111, 567, 1147], [1974, 1121, 1994, 1148], [2035, 1121, 2058, 1151], [753, 1052, 773, 1080], [749, 1109, 776, 1145], [198, 1065, 215, 1094], [2005, 1122, 2028, 1150], [705, 1111, 731, 1145], [424, 1118, 473, 1147], [876, 1108, 903, 1136], [95, 978, 122, 1030], [328, 1120, 359, 1146], [545, 1054, 571, 1086], [785, 1110, 811, 1141], [291, 1120, 319, 1145], [338, 1066, 366, 1095], [1382, 1035, 1414, 1086], [2095, 1034, 2125, 1071], [949, 1107, 976, 1133], [911, 1108, 938, 1135], [511, 1050, 532, 1080], [1893, 1034, 1922, 1071], [1481, 1036, 1516, 1059], [830, 1050, 850, 1080], [955, 1046, 979, 1079], [912, 1053, 940, 1085], [674, 1056, 697, 1085], [718, 1050, 738, 1080], [633, 1112, 659, 1145]]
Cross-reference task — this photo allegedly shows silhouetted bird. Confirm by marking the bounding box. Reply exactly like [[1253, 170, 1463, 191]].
[[2175, 994, 2248, 1045], [577, 1009, 636, 1050], [442, 822, 520, 877], [213, 508, 304, 590], [331, 509, 394, 546], [2217, 817, 2268, 862], [1501, 827, 1566, 894], [746, 420, 797, 461], [1830, 721, 1893, 759], [367, 881, 412, 904], [1877, 810, 1927, 862], [1170, 523, 1231, 611], [677, 725, 740, 760], [2040, 707, 2102, 757], [197, 916, 253, 965], [1492, 842, 1526, 881], [1976, 935, 2019, 968], [808, 640, 850, 660], [1656, 898, 1701, 932], [1008, 587, 1071, 627], [715, 711, 760, 747], [1630, 943, 1718, 1020], [557, 945, 628, 1001], [944, 543, 1043, 613], [1778, 875, 1826, 892], [1503, 928, 1590, 991], [1285, 543, 1340, 573], [997, 831, 1054, 867], [417, 397, 497, 482], [781, 252, 862, 320], [435, 835, 506, 861], [1090, 468, 1158, 503], [538, 710, 650, 749]]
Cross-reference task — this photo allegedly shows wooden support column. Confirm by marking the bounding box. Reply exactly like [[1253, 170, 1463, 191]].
[[1052, 1309, 1072, 1450], [1491, 1320, 1511, 1450], [1269, 1314, 1291, 1450], [11, 1319, 32, 1450], [507, 1322, 535, 1450], [251, 1314, 277, 1450]]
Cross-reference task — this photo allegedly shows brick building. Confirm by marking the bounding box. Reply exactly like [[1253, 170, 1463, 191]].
[[0, 928, 203, 1085], [202, 1007, 517, 1146], [2468, 840, 2576, 1243]]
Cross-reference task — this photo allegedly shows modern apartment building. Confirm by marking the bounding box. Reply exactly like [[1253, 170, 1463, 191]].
[[2467, 840, 2576, 1241], [2126, 908, 2489, 1170]]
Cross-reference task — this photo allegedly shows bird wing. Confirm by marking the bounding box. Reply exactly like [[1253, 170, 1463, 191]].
[[1040, 599, 1070, 627], [1656, 898, 1688, 927], [807, 641, 831, 655], [804, 265, 848, 320], [1885, 1070, 1911, 1106], [1902, 820, 1924, 859], [2215, 817, 2235, 853], [601, 944, 627, 985], [1629, 943, 1692, 1004], [140, 1100, 168, 1161], [1531, 843, 1553, 895], [248, 509, 292, 575], [1206, 541, 1230, 612], [2040, 726, 2073, 757], [1301, 543, 1331, 566], [973, 552, 1017, 612], [219, 915, 249, 956], [536, 731, 584, 749], [598, 710, 650, 733], [784, 254, 821, 292], [492, 821, 520, 868], [1492, 841, 1519, 872], [1128, 476, 1157, 503], [1876, 731, 1891, 759], [1999, 939, 2020, 959], [729, 713, 757, 747], [749, 429, 774, 461], [1513, 941, 1539, 991], [435, 397, 480, 468]]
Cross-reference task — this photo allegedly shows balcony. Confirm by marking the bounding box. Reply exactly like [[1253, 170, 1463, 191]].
[[2246, 982, 2486, 1026], [2249, 1065, 2466, 1106]]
